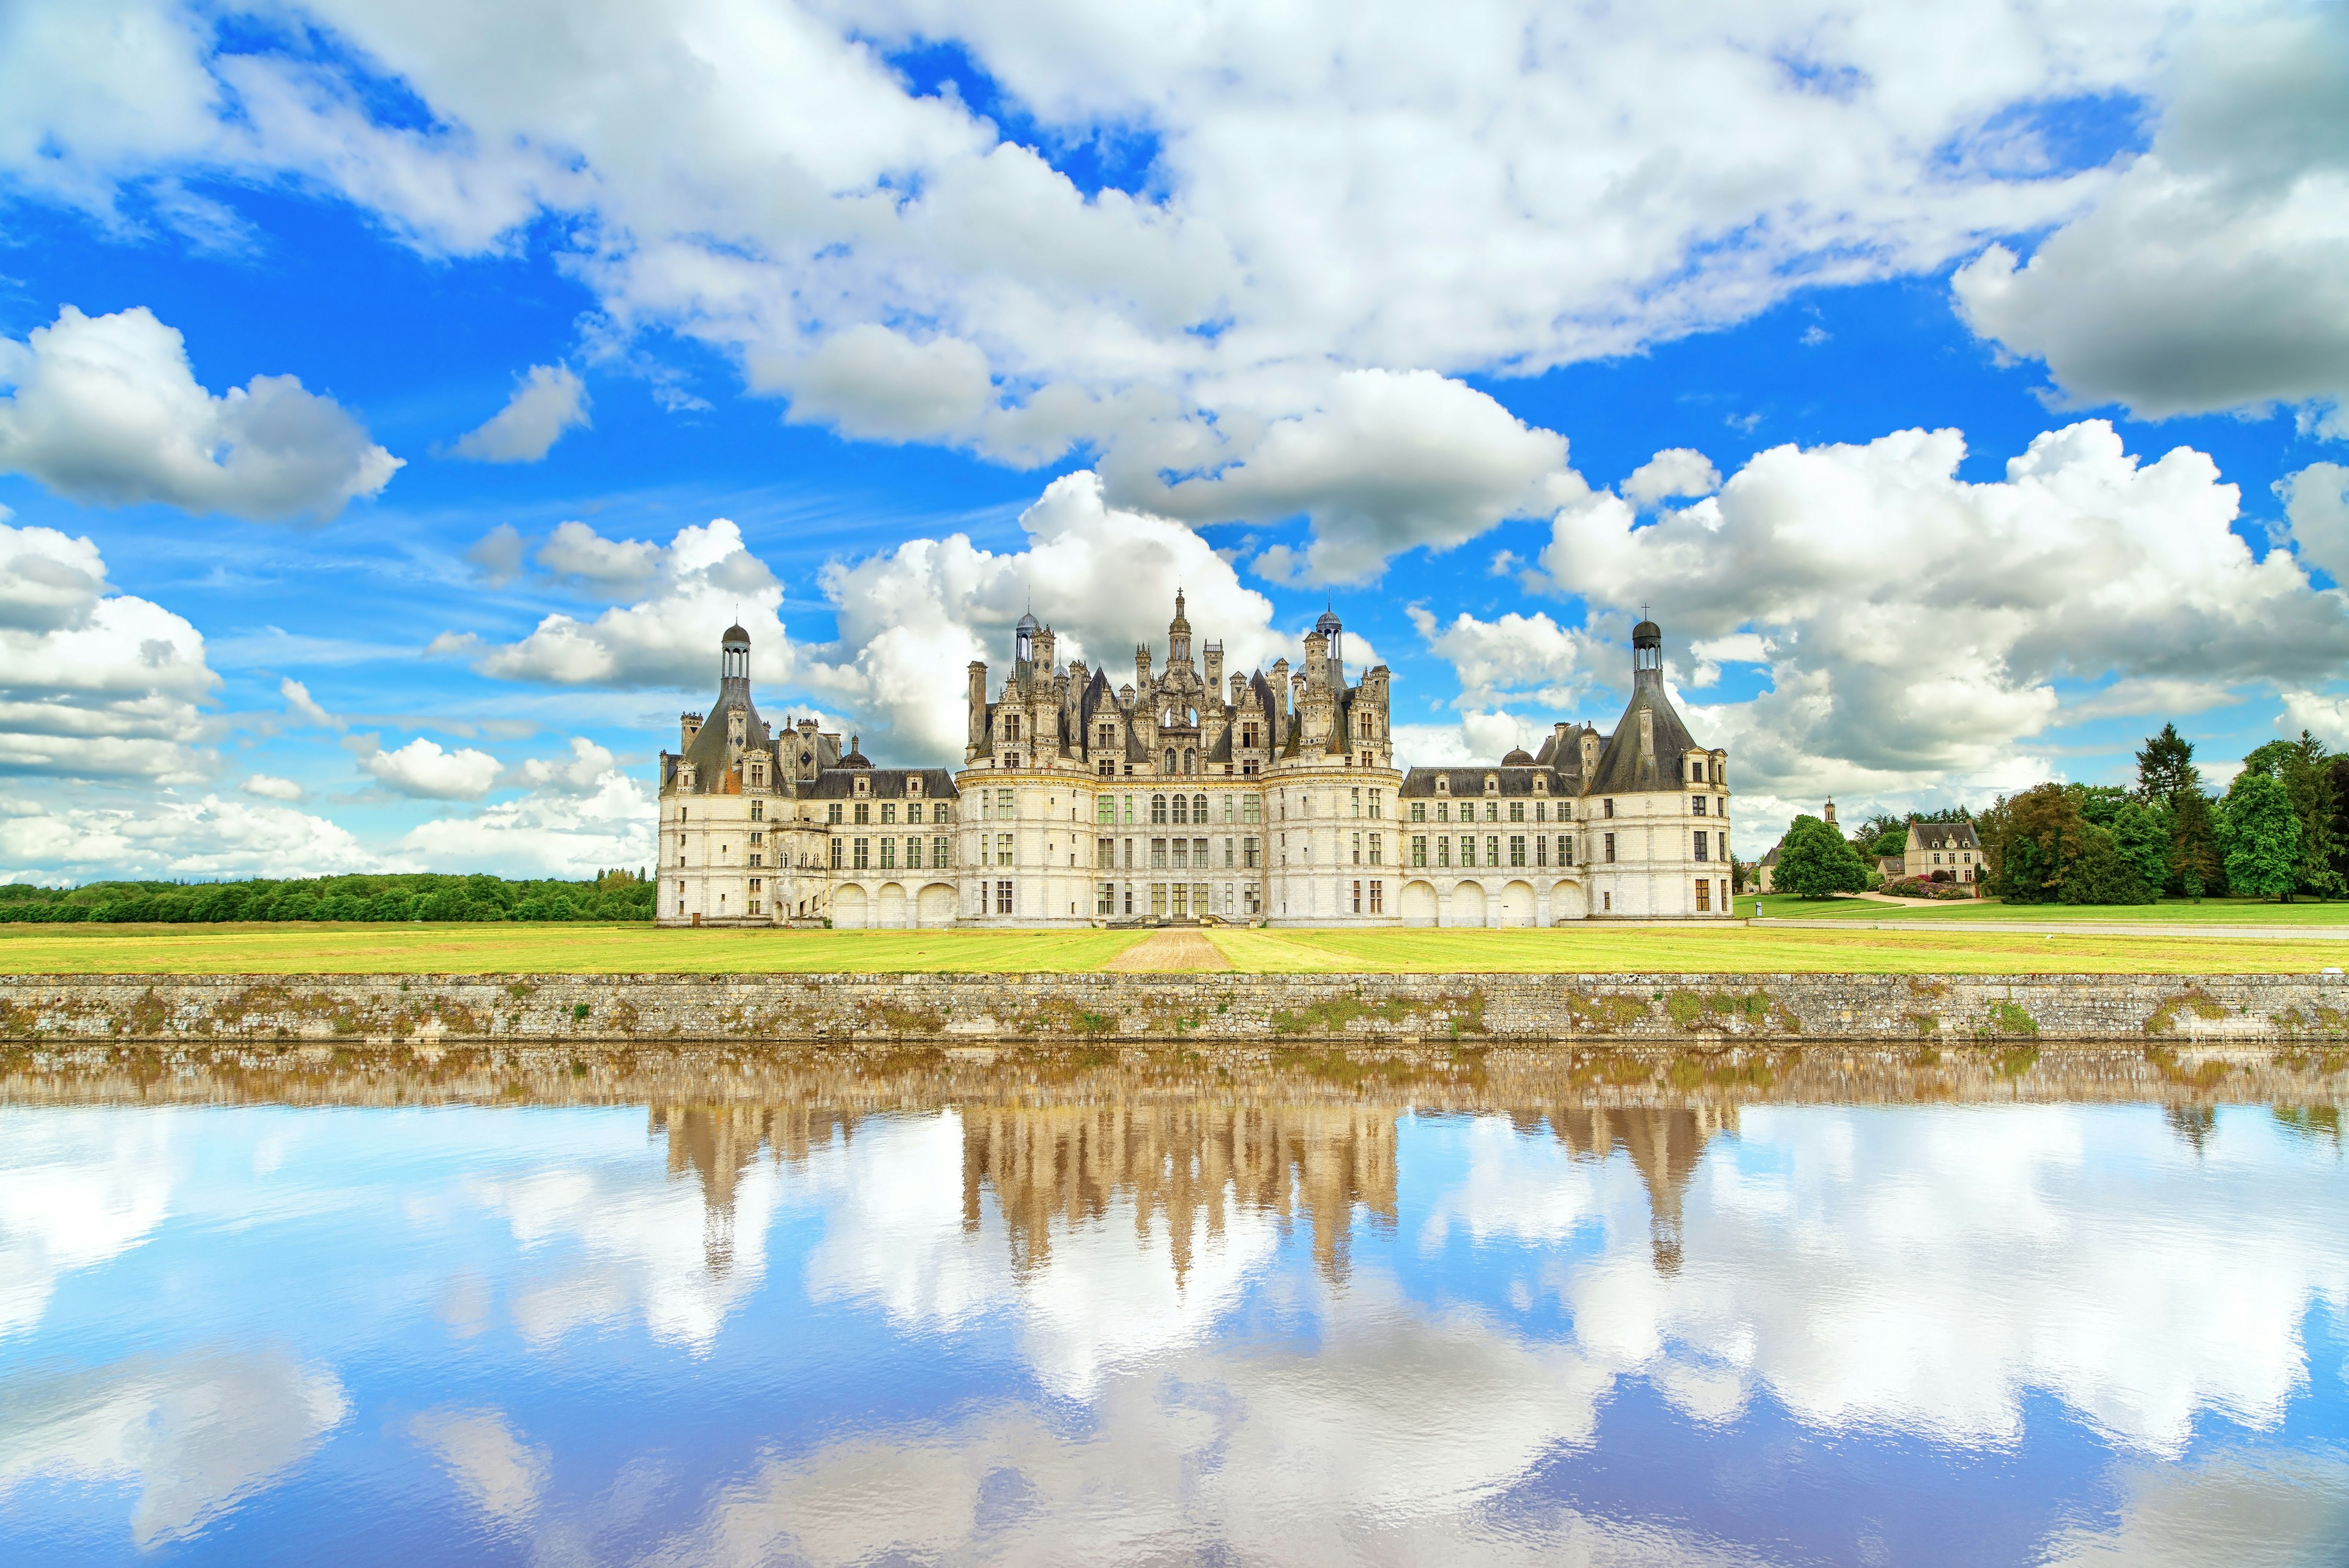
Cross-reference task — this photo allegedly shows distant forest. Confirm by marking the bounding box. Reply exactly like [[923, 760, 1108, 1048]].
[[0, 871, 655, 924]]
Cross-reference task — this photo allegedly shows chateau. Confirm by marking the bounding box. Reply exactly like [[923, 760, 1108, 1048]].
[[656, 597, 1732, 927]]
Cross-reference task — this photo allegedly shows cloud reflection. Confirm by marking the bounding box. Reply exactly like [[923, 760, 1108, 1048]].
[[0, 1349, 347, 1548]]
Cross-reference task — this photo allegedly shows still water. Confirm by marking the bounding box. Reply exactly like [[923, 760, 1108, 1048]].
[[2, 1044, 2346, 1566]]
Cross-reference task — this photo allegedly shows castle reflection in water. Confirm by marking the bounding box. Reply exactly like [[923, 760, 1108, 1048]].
[[17, 1036, 2334, 1306], [647, 1094, 1725, 1285]]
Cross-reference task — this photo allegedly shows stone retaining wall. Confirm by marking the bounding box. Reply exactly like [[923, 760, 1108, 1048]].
[[7, 972, 2349, 1045]]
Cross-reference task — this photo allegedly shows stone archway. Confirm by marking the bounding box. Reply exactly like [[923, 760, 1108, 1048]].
[[1498, 880, 1536, 926], [832, 883, 867, 929], [877, 882, 908, 928], [1548, 879, 1586, 923], [1446, 880, 1487, 927], [1400, 879, 1439, 927], [916, 883, 957, 926]]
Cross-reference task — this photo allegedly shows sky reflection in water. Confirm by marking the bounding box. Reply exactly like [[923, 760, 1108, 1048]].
[[2, 1060, 2347, 1566]]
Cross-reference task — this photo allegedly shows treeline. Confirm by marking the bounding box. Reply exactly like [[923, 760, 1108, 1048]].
[[1773, 724, 2347, 904], [0, 870, 656, 924]]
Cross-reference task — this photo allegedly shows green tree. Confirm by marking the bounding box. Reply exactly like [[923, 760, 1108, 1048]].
[[2220, 769, 2301, 900], [1851, 809, 1909, 859], [2242, 732, 2343, 898], [1775, 815, 1871, 897], [2106, 796, 2172, 892], [2136, 723, 2200, 805], [1989, 784, 2093, 904], [2062, 823, 2156, 904], [2169, 789, 2224, 899]]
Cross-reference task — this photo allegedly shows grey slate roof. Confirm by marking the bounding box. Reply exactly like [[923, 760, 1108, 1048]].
[[804, 767, 960, 800], [1587, 678, 1709, 795]]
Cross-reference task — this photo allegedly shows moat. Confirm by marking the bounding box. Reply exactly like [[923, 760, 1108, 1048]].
[[4, 1046, 2344, 1565]]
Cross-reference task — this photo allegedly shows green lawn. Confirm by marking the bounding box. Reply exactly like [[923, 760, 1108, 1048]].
[[1751, 893, 2349, 924], [0, 923, 1148, 975], [1204, 924, 2349, 975], [4, 918, 2343, 976]]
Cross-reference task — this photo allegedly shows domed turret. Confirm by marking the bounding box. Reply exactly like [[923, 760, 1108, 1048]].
[[719, 622, 751, 688], [1632, 615, 1663, 685], [1015, 608, 1040, 666], [1502, 747, 1535, 767], [1168, 590, 1192, 663], [841, 734, 871, 768], [1315, 604, 1343, 674]]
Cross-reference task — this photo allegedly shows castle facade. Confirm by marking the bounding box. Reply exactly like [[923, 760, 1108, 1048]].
[[656, 598, 1732, 927]]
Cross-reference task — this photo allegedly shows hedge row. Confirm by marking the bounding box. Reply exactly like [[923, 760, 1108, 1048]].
[[0, 872, 656, 924]]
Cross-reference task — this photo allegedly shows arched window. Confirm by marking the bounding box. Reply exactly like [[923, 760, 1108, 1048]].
[[1172, 793, 1189, 825], [1165, 749, 1177, 774], [1184, 748, 1195, 775], [1151, 793, 1168, 824], [1192, 794, 1208, 823]]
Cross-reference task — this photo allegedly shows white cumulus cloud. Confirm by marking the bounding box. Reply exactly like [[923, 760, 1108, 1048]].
[[0, 519, 217, 782], [237, 773, 304, 801], [447, 364, 589, 463], [1539, 419, 2349, 804], [1953, 8, 2349, 429], [354, 735, 502, 800], [0, 305, 399, 521]]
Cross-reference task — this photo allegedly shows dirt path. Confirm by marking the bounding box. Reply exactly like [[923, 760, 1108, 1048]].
[[1102, 928, 1234, 972]]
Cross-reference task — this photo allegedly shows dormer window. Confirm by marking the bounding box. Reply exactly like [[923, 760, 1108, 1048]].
[[854, 776, 869, 798], [908, 776, 923, 797], [1533, 776, 1548, 793], [1435, 776, 1449, 795], [1483, 775, 1499, 795]]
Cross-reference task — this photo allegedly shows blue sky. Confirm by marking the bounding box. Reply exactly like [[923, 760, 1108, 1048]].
[[3, 0, 2348, 878]]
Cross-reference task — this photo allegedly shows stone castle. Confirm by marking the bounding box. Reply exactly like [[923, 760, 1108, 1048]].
[[656, 595, 1731, 926]]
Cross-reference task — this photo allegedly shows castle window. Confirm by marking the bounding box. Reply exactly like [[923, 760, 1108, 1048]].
[[1151, 793, 1168, 825], [1604, 833, 1616, 863], [1171, 793, 1189, 826], [1603, 798, 1616, 819], [1351, 787, 1362, 817], [1165, 748, 1177, 774], [1242, 795, 1260, 825], [1436, 801, 1449, 823], [1484, 775, 1498, 794], [996, 834, 1014, 866], [1006, 715, 1021, 741], [1099, 759, 1114, 776], [854, 802, 870, 825], [1694, 831, 1709, 862], [1193, 794, 1208, 823], [827, 803, 842, 824], [1369, 833, 1382, 866], [749, 764, 763, 787], [1509, 801, 1524, 823], [1411, 801, 1425, 822], [881, 803, 896, 825], [935, 836, 950, 866], [908, 775, 922, 797], [1693, 796, 1705, 816], [1099, 723, 1116, 746], [1184, 748, 1195, 775], [1435, 776, 1448, 795], [1151, 839, 1168, 868], [749, 801, 762, 821], [1242, 722, 1259, 747], [830, 839, 843, 869], [1098, 796, 1115, 825], [853, 838, 869, 869], [1370, 790, 1382, 819], [908, 803, 923, 824], [1534, 801, 1546, 822], [880, 838, 896, 870], [996, 789, 1014, 818]]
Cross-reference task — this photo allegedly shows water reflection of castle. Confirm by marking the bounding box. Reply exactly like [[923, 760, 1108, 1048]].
[[647, 1099, 1733, 1284]]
